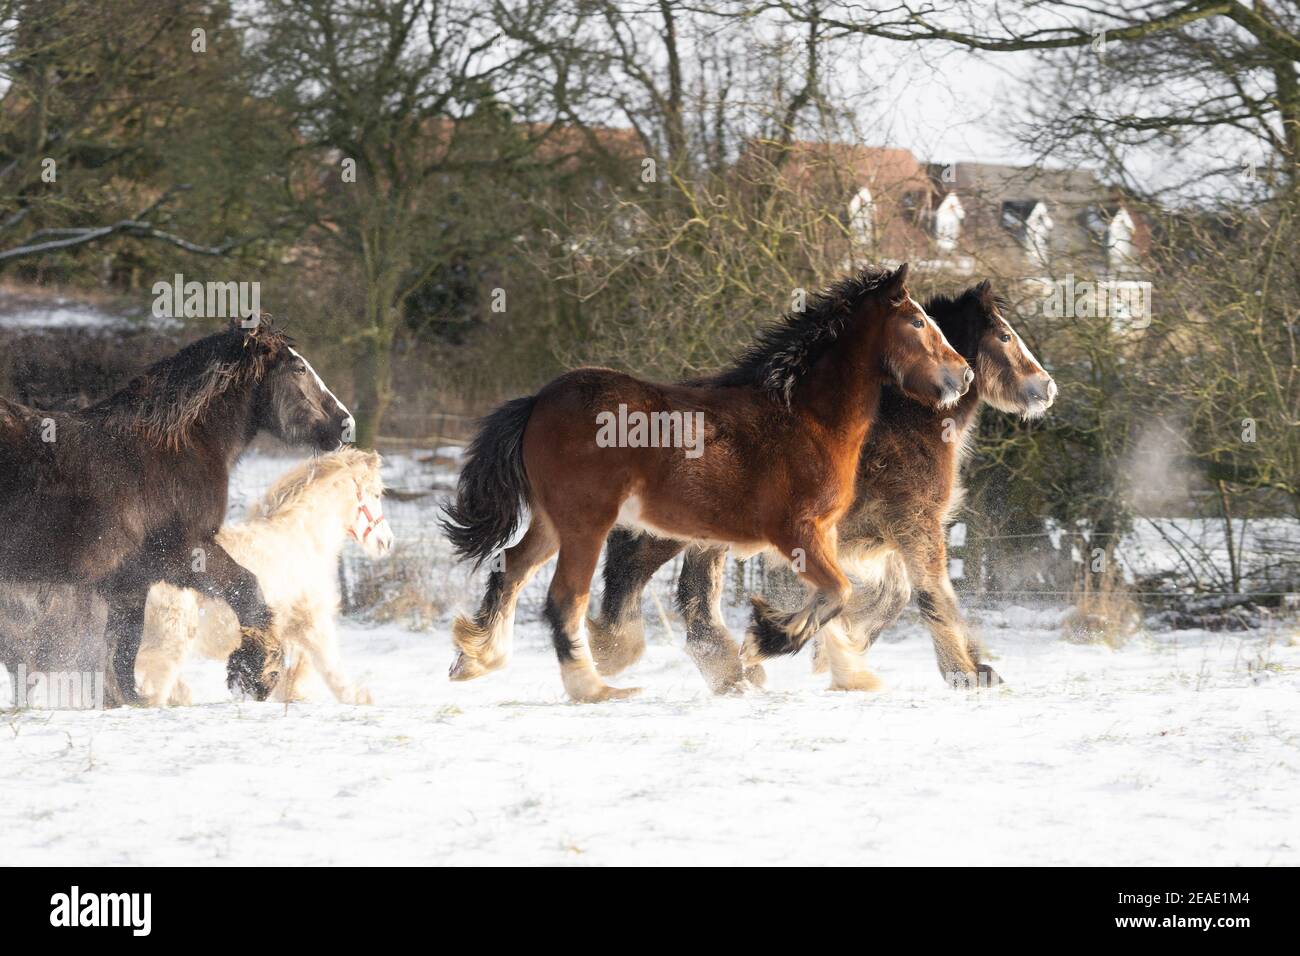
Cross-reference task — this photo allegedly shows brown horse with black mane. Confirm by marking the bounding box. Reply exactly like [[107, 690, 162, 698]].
[[441, 264, 973, 701], [589, 280, 1057, 693], [0, 319, 354, 706]]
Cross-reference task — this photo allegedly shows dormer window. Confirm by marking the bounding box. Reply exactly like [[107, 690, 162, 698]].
[[933, 193, 964, 253], [1107, 207, 1136, 273], [1024, 203, 1053, 268], [848, 186, 874, 247], [1003, 200, 1053, 269]]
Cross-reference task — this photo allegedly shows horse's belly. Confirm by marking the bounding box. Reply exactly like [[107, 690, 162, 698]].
[[615, 494, 767, 555], [0, 497, 142, 584]]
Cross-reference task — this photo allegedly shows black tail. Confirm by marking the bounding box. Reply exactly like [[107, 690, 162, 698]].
[[440, 395, 536, 568]]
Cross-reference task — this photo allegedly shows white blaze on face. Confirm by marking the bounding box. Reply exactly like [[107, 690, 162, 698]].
[[992, 311, 1057, 413], [911, 295, 964, 407], [908, 296, 945, 338], [1013, 328, 1045, 375], [289, 346, 355, 437]]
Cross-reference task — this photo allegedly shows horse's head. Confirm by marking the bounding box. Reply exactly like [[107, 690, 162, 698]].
[[952, 280, 1057, 419], [345, 449, 394, 558], [877, 263, 972, 410], [246, 322, 355, 451]]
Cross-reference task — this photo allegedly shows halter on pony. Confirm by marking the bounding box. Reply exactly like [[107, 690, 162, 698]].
[[348, 480, 388, 545]]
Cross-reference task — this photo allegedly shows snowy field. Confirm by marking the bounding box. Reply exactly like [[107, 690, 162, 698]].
[[2, 610, 1298, 866], [2, 450, 1298, 865]]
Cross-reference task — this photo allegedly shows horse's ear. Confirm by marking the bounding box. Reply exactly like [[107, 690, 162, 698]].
[[235, 314, 276, 350], [884, 262, 910, 303], [975, 278, 994, 303]]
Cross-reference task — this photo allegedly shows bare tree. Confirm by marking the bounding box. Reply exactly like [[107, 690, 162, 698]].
[[0, 0, 284, 270], [247, 0, 562, 445]]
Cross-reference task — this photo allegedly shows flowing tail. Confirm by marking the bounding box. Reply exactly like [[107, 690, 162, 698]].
[[440, 395, 536, 569]]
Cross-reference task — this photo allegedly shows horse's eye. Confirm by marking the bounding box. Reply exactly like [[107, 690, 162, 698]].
[[912, 318, 924, 329], [999, 333, 1011, 343]]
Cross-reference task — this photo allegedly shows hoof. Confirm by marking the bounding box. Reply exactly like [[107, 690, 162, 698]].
[[714, 671, 767, 696], [227, 628, 281, 701], [829, 669, 884, 692], [588, 615, 645, 677], [449, 650, 503, 682], [171, 680, 193, 707], [569, 686, 644, 707], [946, 665, 1004, 690], [574, 683, 641, 703], [449, 614, 509, 681], [563, 665, 642, 702], [352, 687, 374, 705]]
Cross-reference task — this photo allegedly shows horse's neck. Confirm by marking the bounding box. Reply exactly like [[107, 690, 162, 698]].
[[791, 319, 886, 447], [950, 381, 983, 435], [265, 486, 352, 559], [193, 386, 259, 469]]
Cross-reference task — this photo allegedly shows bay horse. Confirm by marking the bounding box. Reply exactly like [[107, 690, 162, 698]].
[[441, 263, 972, 701], [137, 448, 393, 706], [589, 280, 1057, 692], [0, 319, 354, 706]]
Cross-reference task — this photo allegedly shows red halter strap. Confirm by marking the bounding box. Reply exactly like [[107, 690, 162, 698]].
[[349, 480, 387, 543]]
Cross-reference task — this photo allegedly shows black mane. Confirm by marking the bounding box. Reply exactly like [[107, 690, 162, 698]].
[[709, 265, 898, 406], [924, 281, 1005, 363], [90, 323, 290, 449]]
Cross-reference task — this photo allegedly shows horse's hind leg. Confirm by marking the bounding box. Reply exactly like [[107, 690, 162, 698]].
[[103, 592, 147, 708], [589, 529, 683, 676], [450, 515, 558, 681], [677, 545, 766, 693], [136, 584, 199, 707], [900, 528, 1002, 689], [546, 528, 640, 703]]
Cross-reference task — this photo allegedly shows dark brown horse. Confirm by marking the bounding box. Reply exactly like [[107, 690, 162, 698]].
[[589, 280, 1056, 692], [441, 264, 973, 701], [0, 319, 353, 706]]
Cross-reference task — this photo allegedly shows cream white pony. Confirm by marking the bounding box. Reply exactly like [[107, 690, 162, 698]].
[[136, 448, 394, 706]]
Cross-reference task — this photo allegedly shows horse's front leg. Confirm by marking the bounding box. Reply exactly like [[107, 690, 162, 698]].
[[740, 525, 854, 662], [165, 541, 280, 700], [298, 614, 370, 705], [899, 527, 1003, 690]]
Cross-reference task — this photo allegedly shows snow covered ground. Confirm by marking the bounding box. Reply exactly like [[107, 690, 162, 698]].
[[1, 450, 1297, 865], [3, 600, 1297, 865], [0, 288, 176, 331]]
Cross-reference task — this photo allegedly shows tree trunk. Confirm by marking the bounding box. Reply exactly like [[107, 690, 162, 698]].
[[352, 327, 394, 449], [1217, 479, 1241, 594]]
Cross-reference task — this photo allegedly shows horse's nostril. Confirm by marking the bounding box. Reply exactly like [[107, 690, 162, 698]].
[[962, 367, 974, 385]]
